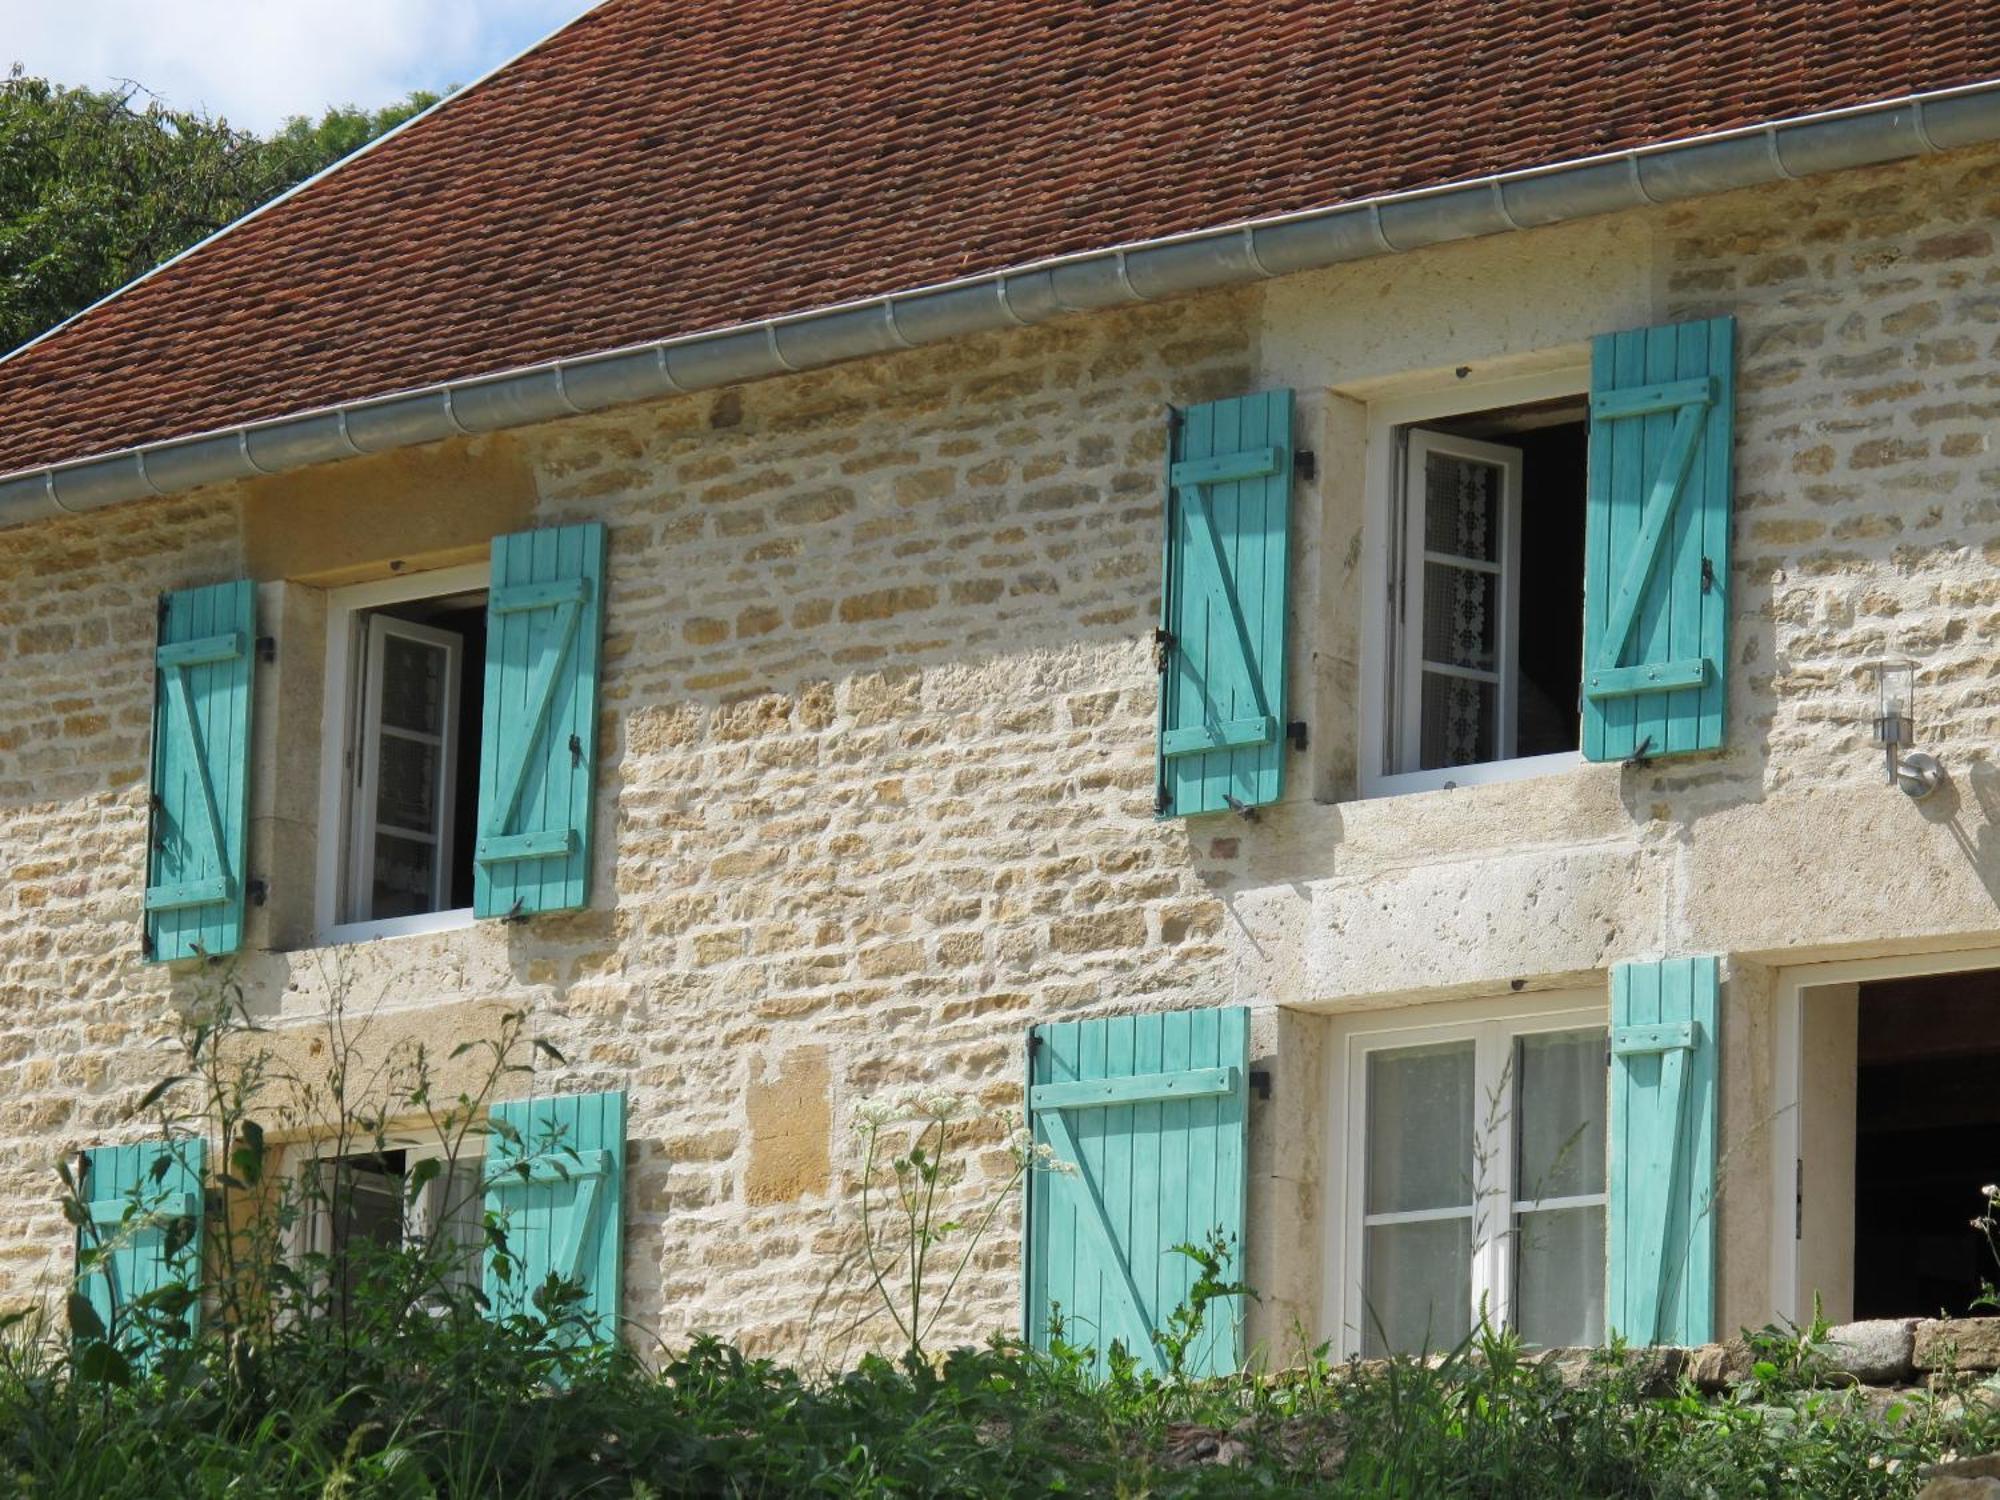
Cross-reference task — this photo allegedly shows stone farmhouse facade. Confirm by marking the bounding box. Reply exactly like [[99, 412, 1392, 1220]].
[[5, 0, 2000, 1369]]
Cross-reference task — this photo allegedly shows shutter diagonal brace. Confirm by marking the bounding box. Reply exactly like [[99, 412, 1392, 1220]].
[[143, 632, 243, 912], [1585, 381, 1715, 701], [1612, 1019, 1696, 1346], [1038, 1108, 1169, 1377], [488, 1148, 610, 1284], [477, 580, 587, 866], [1163, 451, 1278, 758]]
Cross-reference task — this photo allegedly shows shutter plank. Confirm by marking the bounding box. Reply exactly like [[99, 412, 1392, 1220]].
[[484, 1089, 626, 1341], [1024, 1006, 1250, 1376], [474, 523, 607, 919], [78, 1139, 205, 1364], [146, 581, 254, 960], [1582, 319, 1734, 762], [1608, 957, 1719, 1346], [1156, 391, 1293, 816]]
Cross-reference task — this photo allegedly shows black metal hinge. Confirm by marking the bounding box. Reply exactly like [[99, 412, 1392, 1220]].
[[1152, 627, 1175, 676], [1249, 1068, 1273, 1102], [1294, 450, 1317, 483], [1287, 721, 1308, 752], [246, 878, 269, 908], [1700, 557, 1716, 594]]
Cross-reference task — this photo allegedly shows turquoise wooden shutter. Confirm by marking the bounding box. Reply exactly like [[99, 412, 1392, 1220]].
[[76, 1139, 205, 1358], [144, 581, 255, 960], [1024, 1006, 1250, 1377], [1582, 317, 1735, 762], [1607, 956, 1719, 1346], [483, 1089, 625, 1340], [1156, 391, 1294, 818], [474, 523, 608, 919]]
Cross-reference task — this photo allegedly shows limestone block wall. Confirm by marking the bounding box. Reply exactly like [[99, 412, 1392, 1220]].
[[0, 142, 1996, 1359]]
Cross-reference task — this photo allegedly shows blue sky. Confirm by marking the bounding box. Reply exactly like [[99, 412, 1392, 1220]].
[[2, 0, 600, 132]]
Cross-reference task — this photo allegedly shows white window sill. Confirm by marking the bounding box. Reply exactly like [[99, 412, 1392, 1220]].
[[318, 908, 476, 948], [1360, 750, 1582, 801]]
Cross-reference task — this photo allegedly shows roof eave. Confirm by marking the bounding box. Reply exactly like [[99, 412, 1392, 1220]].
[[5, 77, 1998, 529]]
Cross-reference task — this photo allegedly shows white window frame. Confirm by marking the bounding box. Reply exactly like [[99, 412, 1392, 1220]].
[[316, 565, 488, 946], [1395, 429, 1525, 776], [348, 613, 463, 927], [290, 1129, 489, 1279], [1322, 989, 1608, 1360], [1357, 368, 1589, 799]]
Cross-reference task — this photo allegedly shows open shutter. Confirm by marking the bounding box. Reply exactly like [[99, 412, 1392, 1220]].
[[1156, 391, 1294, 818], [76, 1139, 205, 1360], [484, 1089, 625, 1341], [1607, 956, 1719, 1346], [474, 523, 608, 919], [144, 581, 255, 960], [1582, 317, 1735, 762], [1024, 1006, 1249, 1376]]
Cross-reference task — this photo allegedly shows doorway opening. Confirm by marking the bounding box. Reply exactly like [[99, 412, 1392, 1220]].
[[1851, 971, 2000, 1319]]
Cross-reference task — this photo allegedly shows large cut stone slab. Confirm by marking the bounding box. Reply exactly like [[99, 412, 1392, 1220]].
[[1824, 1319, 1918, 1384], [1918, 1451, 2000, 1499], [1914, 1319, 2000, 1372]]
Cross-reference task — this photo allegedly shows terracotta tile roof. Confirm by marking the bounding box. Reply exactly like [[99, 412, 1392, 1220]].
[[3, 0, 1996, 476]]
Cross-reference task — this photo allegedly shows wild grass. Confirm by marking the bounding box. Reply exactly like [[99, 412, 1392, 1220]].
[[3, 1308, 1998, 1497], [16, 974, 1998, 1497]]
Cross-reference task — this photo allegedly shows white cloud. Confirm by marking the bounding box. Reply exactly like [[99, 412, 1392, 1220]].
[[2, 0, 598, 131]]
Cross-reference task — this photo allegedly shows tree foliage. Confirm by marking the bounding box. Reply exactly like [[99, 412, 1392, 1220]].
[[0, 67, 438, 356]]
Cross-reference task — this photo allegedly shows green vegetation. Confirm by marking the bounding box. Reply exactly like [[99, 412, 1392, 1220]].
[[11, 979, 1998, 1496], [0, 69, 438, 355], [6, 1302, 2000, 1496]]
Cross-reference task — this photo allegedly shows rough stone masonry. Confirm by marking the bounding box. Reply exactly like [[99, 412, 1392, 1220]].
[[0, 142, 1999, 1359]]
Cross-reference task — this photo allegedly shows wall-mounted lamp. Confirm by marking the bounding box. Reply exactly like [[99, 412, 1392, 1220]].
[[1874, 660, 1944, 798]]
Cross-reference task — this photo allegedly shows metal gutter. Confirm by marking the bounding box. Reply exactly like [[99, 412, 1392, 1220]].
[[5, 78, 1998, 527]]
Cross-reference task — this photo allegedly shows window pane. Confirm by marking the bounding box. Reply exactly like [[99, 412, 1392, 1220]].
[[422, 1159, 487, 1293], [372, 833, 437, 919], [379, 633, 447, 735], [1419, 673, 1496, 770], [1363, 1217, 1473, 1356], [1515, 1029, 1608, 1201], [1366, 1041, 1475, 1214], [1515, 1204, 1605, 1348], [1421, 562, 1497, 672], [376, 734, 440, 834], [1423, 451, 1501, 563]]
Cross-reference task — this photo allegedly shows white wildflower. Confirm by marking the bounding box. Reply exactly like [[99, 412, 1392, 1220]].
[[1983, 1184, 1998, 1199], [852, 1096, 900, 1129], [913, 1088, 971, 1122]]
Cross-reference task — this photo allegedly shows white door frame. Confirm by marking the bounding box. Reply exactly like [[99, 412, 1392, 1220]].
[[1768, 941, 2000, 1327]]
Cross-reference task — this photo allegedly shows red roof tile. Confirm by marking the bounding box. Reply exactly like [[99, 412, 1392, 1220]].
[[3, 0, 1996, 475]]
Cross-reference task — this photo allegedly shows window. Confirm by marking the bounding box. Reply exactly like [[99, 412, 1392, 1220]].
[[1329, 996, 1608, 1358], [1360, 373, 1589, 796], [303, 1141, 486, 1315], [317, 566, 490, 942]]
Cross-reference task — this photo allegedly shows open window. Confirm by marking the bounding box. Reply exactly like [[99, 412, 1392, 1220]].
[[317, 566, 489, 942], [303, 1141, 487, 1316], [1372, 391, 1588, 793], [1329, 995, 1608, 1358]]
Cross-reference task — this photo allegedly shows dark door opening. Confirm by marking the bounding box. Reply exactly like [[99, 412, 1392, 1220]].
[[1853, 971, 2000, 1319]]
